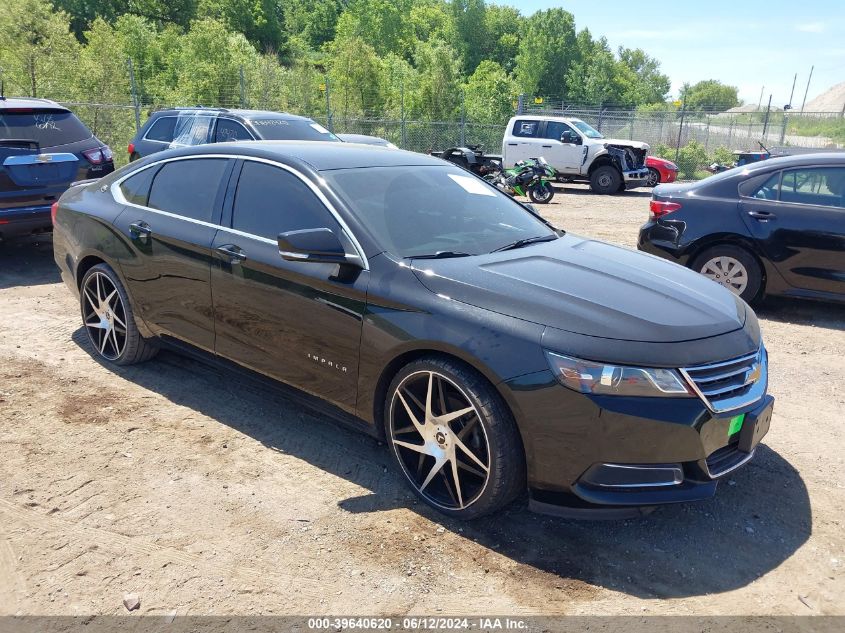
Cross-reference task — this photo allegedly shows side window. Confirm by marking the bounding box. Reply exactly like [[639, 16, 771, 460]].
[[215, 119, 253, 143], [232, 161, 339, 240], [119, 166, 158, 206], [512, 120, 539, 138], [748, 172, 781, 200], [781, 167, 845, 208], [544, 121, 575, 141], [148, 158, 229, 222], [144, 117, 177, 143]]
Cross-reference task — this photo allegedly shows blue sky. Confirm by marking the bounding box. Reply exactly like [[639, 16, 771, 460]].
[[494, 0, 845, 107]]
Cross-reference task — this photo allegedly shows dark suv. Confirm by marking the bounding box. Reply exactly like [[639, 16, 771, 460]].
[[0, 97, 114, 241], [128, 108, 340, 161]]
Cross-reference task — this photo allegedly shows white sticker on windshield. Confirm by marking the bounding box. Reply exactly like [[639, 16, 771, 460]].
[[447, 173, 496, 197], [309, 122, 330, 134]]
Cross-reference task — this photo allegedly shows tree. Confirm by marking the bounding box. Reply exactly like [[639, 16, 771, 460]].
[[483, 4, 520, 73], [565, 36, 627, 105], [409, 40, 463, 120], [680, 79, 740, 112], [334, 0, 413, 58], [515, 8, 577, 97], [617, 47, 670, 105], [197, 0, 287, 54], [464, 60, 516, 124], [409, 0, 457, 45], [325, 36, 384, 120], [284, 0, 343, 49], [0, 0, 80, 99], [450, 0, 487, 75]]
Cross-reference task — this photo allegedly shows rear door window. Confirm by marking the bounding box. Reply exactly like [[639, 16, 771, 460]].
[[148, 158, 229, 222], [231, 161, 338, 239], [119, 166, 158, 206], [143, 116, 177, 143], [746, 172, 781, 200], [511, 120, 540, 138], [0, 110, 92, 148], [215, 119, 253, 143]]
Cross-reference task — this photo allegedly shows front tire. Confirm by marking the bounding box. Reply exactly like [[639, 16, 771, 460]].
[[691, 245, 763, 303], [80, 263, 158, 365], [646, 167, 661, 187], [528, 182, 555, 203], [589, 165, 622, 194], [385, 357, 525, 519]]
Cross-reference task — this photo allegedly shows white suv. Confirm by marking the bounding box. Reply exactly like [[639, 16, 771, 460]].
[[502, 115, 650, 194]]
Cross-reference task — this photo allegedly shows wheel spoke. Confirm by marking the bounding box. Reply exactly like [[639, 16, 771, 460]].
[[456, 416, 479, 441], [449, 456, 464, 508], [456, 459, 486, 479], [98, 328, 109, 354], [110, 327, 121, 356], [439, 470, 459, 506], [437, 405, 474, 425], [111, 312, 127, 329], [96, 274, 104, 304], [453, 435, 488, 472], [85, 320, 106, 329], [437, 376, 447, 417], [84, 288, 99, 313], [392, 424, 417, 436], [393, 439, 429, 455], [396, 390, 425, 435], [424, 372, 434, 423], [419, 457, 447, 492]]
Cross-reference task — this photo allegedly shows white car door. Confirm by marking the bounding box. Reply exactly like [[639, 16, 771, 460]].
[[540, 120, 583, 172], [503, 119, 542, 167]]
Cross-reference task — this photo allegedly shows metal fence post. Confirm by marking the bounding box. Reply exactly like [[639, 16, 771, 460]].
[[761, 94, 772, 141], [780, 113, 788, 144], [460, 92, 466, 146], [517, 93, 525, 115], [629, 111, 635, 140], [324, 76, 333, 133], [400, 78, 407, 149], [597, 107, 605, 133], [704, 116, 711, 152], [239, 65, 246, 108], [674, 97, 687, 162], [127, 58, 141, 131]]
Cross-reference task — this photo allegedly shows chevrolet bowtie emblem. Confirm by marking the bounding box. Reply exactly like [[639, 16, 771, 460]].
[[36, 154, 53, 162]]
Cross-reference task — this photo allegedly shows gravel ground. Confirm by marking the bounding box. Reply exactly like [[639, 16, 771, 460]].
[[0, 184, 843, 617]]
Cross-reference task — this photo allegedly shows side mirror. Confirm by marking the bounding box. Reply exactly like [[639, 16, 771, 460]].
[[560, 131, 572, 143], [277, 227, 362, 268]]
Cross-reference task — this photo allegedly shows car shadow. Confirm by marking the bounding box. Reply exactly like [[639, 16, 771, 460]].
[[756, 295, 845, 332], [0, 234, 61, 289], [554, 184, 654, 198], [71, 330, 811, 600]]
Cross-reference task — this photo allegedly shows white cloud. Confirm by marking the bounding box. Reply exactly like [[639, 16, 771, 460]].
[[796, 22, 825, 33]]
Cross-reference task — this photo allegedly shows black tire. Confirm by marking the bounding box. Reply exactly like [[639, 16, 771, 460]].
[[528, 182, 555, 204], [384, 356, 525, 520], [589, 165, 622, 194], [646, 167, 661, 187], [690, 245, 764, 304], [80, 263, 159, 365]]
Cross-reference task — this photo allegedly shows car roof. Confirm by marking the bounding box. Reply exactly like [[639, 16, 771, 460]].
[[742, 152, 845, 173], [151, 108, 313, 122], [0, 97, 68, 111], [509, 114, 579, 122], [154, 140, 444, 171], [337, 133, 391, 145]]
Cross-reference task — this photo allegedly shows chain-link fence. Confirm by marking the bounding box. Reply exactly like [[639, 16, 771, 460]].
[[22, 59, 841, 175]]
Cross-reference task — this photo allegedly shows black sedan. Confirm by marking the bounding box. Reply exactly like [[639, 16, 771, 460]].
[[639, 152, 845, 304], [53, 142, 772, 519]]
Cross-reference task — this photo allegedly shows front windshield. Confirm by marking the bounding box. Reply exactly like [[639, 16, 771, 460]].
[[571, 120, 603, 139], [322, 165, 557, 258]]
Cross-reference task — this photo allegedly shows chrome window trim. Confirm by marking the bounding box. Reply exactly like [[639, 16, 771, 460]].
[[110, 153, 369, 269]]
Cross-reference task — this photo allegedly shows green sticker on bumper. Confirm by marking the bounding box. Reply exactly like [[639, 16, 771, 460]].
[[728, 413, 745, 437]]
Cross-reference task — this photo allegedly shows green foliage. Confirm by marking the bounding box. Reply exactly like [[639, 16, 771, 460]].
[[515, 8, 577, 96], [464, 60, 517, 124], [197, 0, 287, 54], [651, 143, 673, 160], [710, 146, 735, 167], [676, 140, 709, 179], [680, 79, 740, 112]]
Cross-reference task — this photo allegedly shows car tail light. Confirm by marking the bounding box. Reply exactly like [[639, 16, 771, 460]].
[[51, 201, 59, 225], [649, 199, 682, 219], [127, 142, 135, 156], [82, 145, 113, 164]]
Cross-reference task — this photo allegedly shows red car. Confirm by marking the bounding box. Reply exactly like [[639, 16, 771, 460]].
[[646, 156, 678, 187]]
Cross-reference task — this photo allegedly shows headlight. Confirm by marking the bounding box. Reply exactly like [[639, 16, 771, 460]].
[[545, 351, 693, 398]]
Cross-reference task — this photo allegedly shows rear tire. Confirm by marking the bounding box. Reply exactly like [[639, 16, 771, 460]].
[[80, 263, 159, 365], [590, 165, 622, 194], [691, 245, 763, 304], [646, 167, 661, 187], [384, 356, 525, 520]]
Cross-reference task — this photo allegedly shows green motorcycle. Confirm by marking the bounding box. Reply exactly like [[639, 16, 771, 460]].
[[484, 157, 556, 203]]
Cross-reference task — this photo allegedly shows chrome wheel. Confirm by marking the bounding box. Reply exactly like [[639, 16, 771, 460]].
[[82, 271, 128, 360], [646, 168, 660, 187], [389, 371, 491, 511], [700, 256, 749, 295]]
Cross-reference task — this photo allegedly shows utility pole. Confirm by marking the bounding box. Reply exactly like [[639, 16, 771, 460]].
[[757, 85, 765, 111], [800, 65, 814, 113], [239, 65, 246, 108], [127, 58, 141, 131], [788, 73, 797, 107]]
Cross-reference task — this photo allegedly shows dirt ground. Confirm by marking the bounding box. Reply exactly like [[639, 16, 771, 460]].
[[1, 184, 843, 617]]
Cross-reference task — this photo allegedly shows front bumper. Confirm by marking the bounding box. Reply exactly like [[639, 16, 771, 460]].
[[504, 369, 773, 516], [0, 205, 52, 240], [623, 168, 650, 188]]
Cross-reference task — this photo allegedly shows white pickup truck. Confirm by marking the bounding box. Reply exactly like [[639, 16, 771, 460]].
[[501, 115, 650, 194]]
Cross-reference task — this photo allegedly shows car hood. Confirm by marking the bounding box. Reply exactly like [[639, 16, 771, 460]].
[[600, 139, 650, 151], [410, 234, 747, 343]]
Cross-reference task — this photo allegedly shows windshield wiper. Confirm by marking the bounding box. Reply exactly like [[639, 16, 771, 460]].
[[492, 234, 559, 253], [406, 251, 473, 260]]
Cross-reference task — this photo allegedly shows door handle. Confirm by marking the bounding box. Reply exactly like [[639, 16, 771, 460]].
[[748, 211, 776, 221], [129, 221, 151, 239], [216, 244, 247, 264], [541, 145, 552, 148]]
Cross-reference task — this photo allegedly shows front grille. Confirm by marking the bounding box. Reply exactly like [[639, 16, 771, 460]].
[[681, 347, 767, 413], [705, 440, 753, 478]]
